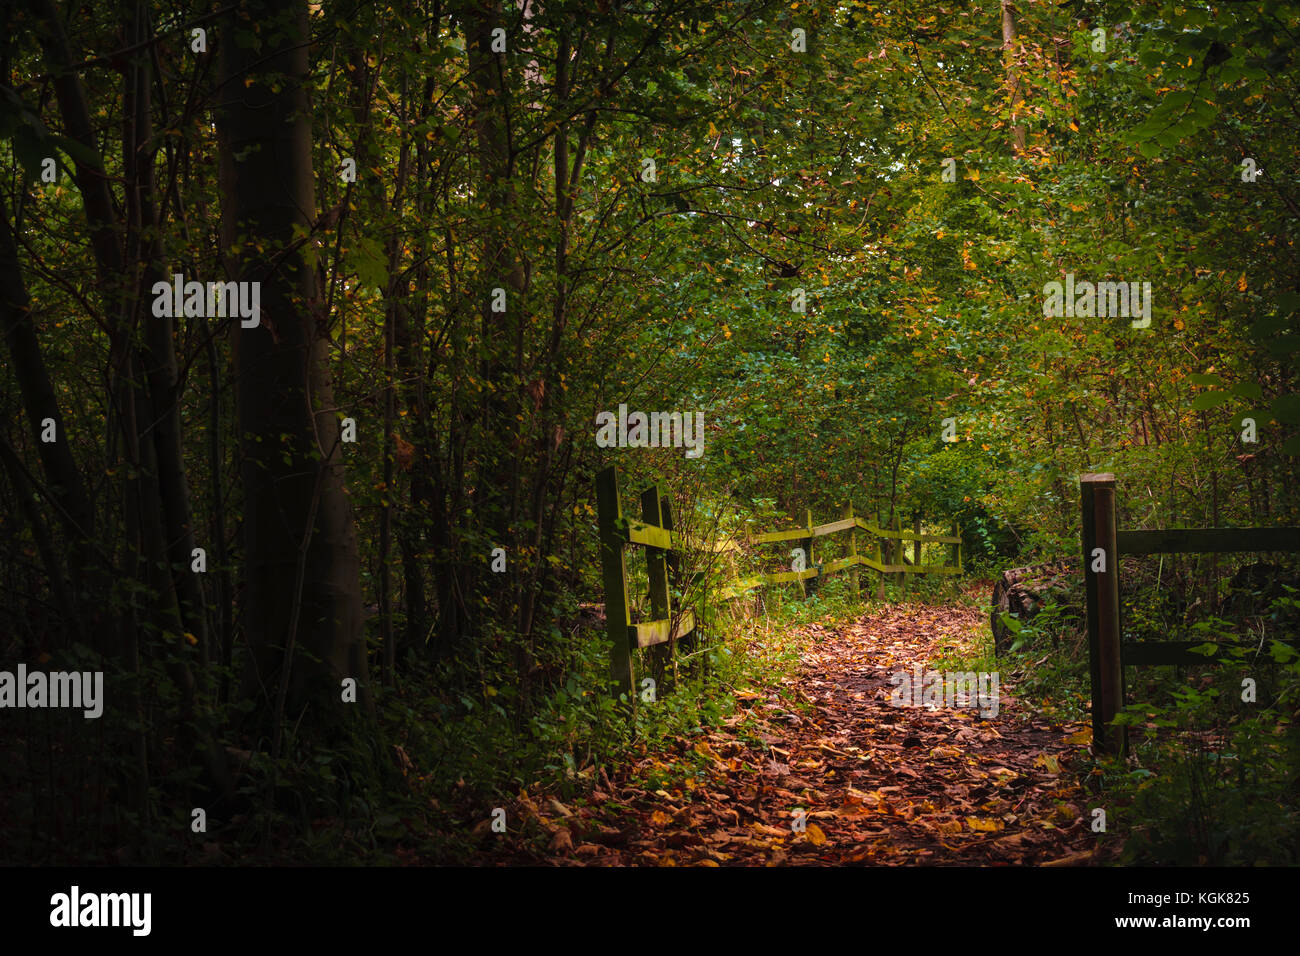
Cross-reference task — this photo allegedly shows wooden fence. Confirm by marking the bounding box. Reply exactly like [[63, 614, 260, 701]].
[[1080, 472, 1300, 756], [596, 465, 963, 705]]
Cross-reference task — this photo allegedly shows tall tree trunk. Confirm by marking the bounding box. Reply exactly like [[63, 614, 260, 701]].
[[1001, 0, 1025, 155], [220, 0, 375, 745], [122, 0, 232, 807], [124, 0, 210, 672], [458, 0, 528, 654], [346, 23, 409, 684]]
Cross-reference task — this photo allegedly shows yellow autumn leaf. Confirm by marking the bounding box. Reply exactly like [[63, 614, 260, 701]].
[[966, 816, 1003, 832], [649, 810, 671, 826], [1237, 275, 1247, 292], [694, 740, 723, 764], [1063, 727, 1092, 746], [990, 767, 1018, 785], [805, 823, 827, 845]]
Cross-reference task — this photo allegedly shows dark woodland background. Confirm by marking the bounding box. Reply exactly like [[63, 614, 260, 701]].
[[0, 0, 1297, 865]]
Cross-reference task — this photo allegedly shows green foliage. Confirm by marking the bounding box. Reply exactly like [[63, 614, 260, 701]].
[[3, 0, 1299, 864], [1104, 588, 1300, 864]]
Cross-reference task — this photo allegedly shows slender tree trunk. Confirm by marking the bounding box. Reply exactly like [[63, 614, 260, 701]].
[[124, 0, 210, 670], [1001, 0, 1025, 155], [207, 333, 234, 703], [0, 206, 96, 617], [0, 433, 78, 642], [463, 0, 528, 650]]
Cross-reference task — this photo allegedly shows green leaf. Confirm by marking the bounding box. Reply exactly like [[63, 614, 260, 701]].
[[47, 133, 104, 172], [1271, 394, 1300, 425], [1187, 372, 1223, 387], [347, 236, 389, 290], [11, 126, 45, 181], [1268, 641, 1297, 664], [1190, 391, 1231, 411], [1265, 334, 1300, 358], [1231, 410, 1262, 430]]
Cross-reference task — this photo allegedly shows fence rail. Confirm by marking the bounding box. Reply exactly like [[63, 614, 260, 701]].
[[597, 466, 963, 705], [1080, 472, 1300, 756]]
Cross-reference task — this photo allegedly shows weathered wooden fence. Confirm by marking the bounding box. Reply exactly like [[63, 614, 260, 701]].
[[1081, 472, 1300, 756], [596, 465, 963, 706]]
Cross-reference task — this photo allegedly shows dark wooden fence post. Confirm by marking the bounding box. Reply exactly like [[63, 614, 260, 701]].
[[913, 511, 922, 571], [875, 513, 886, 600], [803, 508, 818, 598], [1081, 473, 1125, 756], [660, 493, 692, 679], [641, 485, 672, 695], [893, 514, 904, 593], [596, 466, 635, 706], [844, 503, 859, 592]]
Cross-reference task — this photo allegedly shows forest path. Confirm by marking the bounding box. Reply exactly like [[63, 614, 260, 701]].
[[504, 592, 1102, 865]]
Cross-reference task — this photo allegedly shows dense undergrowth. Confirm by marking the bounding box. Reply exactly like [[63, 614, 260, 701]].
[[954, 560, 1300, 866]]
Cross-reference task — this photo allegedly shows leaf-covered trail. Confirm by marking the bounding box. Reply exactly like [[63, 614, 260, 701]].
[[500, 596, 1102, 865]]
